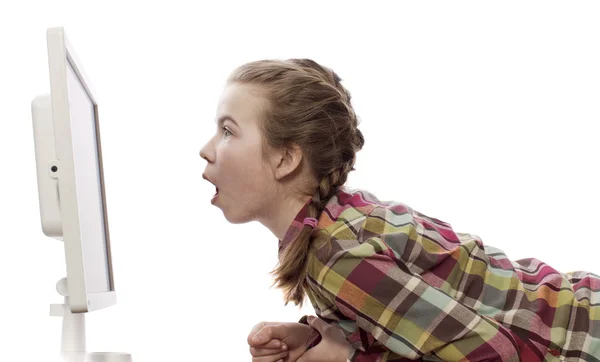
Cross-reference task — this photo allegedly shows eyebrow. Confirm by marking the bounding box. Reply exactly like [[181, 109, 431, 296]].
[[215, 115, 239, 128]]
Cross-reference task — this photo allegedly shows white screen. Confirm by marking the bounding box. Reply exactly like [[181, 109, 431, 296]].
[[66, 59, 110, 293]]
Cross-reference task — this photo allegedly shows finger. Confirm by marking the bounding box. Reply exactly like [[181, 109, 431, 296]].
[[248, 338, 285, 350], [261, 339, 285, 350], [248, 322, 283, 346], [251, 350, 288, 362], [249, 343, 288, 357], [307, 316, 329, 333], [248, 322, 268, 345], [252, 324, 290, 346], [248, 340, 287, 356]]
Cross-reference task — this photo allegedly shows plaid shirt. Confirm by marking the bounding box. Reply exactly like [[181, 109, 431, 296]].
[[279, 187, 600, 361]]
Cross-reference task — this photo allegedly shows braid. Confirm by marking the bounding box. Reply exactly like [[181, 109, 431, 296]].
[[315, 175, 333, 209], [329, 161, 355, 190], [233, 58, 365, 307], [321, 66, 365, 154]]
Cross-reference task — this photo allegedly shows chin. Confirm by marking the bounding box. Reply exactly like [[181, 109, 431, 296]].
[[222, 209, 253, 224]]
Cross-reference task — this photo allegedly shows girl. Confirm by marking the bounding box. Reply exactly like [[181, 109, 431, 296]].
[[200, 59, 600, 361]]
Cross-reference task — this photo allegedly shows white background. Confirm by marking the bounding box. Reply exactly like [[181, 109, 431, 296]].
[[1, 1, 599, 361]]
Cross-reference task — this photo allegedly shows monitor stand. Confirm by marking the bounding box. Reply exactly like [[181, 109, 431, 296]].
[[49, 278, 133, 362], [50, 277, 86, 362]]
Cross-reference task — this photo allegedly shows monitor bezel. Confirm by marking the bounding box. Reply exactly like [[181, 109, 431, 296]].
[[47, 27, 116, 313]]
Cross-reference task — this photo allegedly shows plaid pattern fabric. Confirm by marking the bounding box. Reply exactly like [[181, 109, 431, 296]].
[[279, 187, 600, 361]]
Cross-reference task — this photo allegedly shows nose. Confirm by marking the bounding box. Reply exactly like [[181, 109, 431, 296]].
[[199, 139, 215, 163]]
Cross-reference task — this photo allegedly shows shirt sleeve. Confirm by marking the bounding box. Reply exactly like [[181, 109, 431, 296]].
[[299, 315, 421, 361], [309, 206, 538, 361]]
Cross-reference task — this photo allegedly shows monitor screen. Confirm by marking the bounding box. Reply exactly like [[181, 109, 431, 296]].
[[66, 58, 111, 294]]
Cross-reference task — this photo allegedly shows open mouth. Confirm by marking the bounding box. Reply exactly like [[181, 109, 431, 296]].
[[203, 174, 220, 201], [211, 186, 220, 203]]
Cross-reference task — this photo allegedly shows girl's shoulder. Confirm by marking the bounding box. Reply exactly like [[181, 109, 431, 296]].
[[313, 186, 457, 263], [313, 186, 407, 257], [322, 186, 452, 237]]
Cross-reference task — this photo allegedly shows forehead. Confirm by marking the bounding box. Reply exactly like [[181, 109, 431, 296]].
[[216, 83, 268, 126]]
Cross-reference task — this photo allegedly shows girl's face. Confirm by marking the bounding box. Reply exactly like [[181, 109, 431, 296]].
[[200, 83, 278, 224]]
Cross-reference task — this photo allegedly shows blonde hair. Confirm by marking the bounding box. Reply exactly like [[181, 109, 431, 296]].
[[228, 59, 364, 306]]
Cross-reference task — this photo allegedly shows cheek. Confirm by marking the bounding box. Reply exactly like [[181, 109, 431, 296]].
[[239, 160, 271, 191], [222, 147, 270, 191]]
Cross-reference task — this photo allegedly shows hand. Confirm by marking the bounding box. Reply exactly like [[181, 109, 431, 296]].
[[248, 321, 317, 362], [297, 316, 354, 362], [247, 322, 290, 362]]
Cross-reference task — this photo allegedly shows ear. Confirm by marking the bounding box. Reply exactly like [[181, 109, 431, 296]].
[[272, 143, 304, 181]]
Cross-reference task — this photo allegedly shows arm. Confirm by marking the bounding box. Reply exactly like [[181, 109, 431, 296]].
[[312, 245, 530, 361], [309, 206, 538, 361], [298, 315, 422, 362]]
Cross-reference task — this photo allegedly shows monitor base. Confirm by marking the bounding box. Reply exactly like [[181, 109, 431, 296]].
[[50, 277, 87, 362], [50, 278, 133, 362]]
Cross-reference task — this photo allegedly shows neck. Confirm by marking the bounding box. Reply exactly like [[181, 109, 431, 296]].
[[259, 192, 312, 241]]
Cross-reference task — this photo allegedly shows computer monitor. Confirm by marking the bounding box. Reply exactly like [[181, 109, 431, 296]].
[[32, 27, 116, 314], [30, 26, 130, 362]]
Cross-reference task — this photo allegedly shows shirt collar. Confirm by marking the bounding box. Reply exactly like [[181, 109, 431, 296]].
[[278, 197, 313, 254]]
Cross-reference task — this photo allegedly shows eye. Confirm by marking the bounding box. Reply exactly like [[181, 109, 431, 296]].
[[222, 126, 233, 137]]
